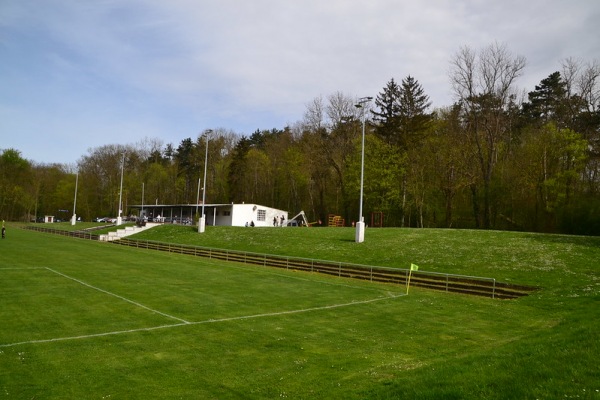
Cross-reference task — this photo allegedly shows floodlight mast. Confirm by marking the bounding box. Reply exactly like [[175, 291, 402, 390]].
[[71, 172, 78, 226], [354, 96, 372, 243], [198, 129, 213, 233], [196, 177, 201, 217], [117, 151, 125, 226]]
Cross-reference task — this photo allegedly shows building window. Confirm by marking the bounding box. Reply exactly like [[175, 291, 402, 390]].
[[223, 211, 231, 216], [257, 209, 266, 221]]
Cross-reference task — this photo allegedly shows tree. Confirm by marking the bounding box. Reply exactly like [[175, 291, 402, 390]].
[[227, 136, 252, 203], [0, 149, 33, 220], [397, 75, 433, 149], [511, 123, 588, 231], [372, 76, 433, 225], [426, 106, 476, 227], [521, 72, 572, 127], [345, 132, 404, 226], [561, 58, 600, 195], [174, 138, 197, 203], [372, 78, 402, 146], [450, 42, 526, 228], [77, 144, 131, 218], [205, 130, 237, 204]]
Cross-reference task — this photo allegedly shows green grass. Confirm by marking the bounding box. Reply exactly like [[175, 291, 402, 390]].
[[1, 224, 599, 399]]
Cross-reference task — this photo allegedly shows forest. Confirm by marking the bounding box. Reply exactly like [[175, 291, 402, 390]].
[[1, 43, 599, 235]]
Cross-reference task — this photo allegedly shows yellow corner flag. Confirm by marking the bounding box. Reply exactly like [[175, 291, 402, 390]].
[[407, 263, 419, 294]]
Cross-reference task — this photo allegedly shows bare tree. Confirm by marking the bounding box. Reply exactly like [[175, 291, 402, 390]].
[[449, 42, 526, 228], [451, 42, 526, 108], [326, 91, 358, 125], [562, 57, 600, 114], [303, 96, 326, 132]]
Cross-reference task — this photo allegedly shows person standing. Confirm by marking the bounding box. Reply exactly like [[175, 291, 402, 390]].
[[1, 220, 5, 239]]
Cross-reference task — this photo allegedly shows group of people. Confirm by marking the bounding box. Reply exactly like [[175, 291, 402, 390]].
[[273, 215, 286, 227], [245, 215, 286, 228]]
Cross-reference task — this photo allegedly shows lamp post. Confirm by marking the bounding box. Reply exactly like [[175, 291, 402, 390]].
[[141, 182, 145, 221], [354, 96, 372, 243], [198, 129, 212, 233], [117, 151, 125, 226], [71, 172, 78, 226], [195, 177, 201, 220]]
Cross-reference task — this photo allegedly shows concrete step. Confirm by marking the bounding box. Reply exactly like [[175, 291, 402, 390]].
[[99, 222, 160, 242]]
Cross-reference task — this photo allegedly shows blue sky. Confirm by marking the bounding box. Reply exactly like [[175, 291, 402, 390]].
[[1, 0, 598, 165]]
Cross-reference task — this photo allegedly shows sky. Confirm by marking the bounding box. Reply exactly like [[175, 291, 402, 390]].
[[1, 0, 599, 165]]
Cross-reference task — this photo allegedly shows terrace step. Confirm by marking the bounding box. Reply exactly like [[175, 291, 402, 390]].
[[99, 223, 159, 242]]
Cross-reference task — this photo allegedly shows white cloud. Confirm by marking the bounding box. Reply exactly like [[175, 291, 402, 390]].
[[1, 0, 598, 164]]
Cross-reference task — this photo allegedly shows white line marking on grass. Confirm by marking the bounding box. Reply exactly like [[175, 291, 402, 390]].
[[192, 292, 408, 324], [45, 267, 190, 324], [0, 323, 188, 348], [0, 293, 406, 348]]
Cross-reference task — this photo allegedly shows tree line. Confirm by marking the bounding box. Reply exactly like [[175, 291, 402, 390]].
[[1, 43, 599, 234]]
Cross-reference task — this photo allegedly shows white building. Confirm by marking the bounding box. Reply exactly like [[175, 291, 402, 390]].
[[131, 203, 289, 227]]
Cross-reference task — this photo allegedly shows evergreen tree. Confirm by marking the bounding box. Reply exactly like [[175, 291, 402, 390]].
[[521, 72, 570, 127], [174, 138, 196, 202], [372, 78, 402, 146], [227, 136, 252, 202], [373, 76, 432, 149], [397, 75, 432, 148]]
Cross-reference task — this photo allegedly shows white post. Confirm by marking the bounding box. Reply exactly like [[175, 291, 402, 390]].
[[71, 172, 79, 226], [117, 151, 125, 226], [355, 96, 372, 243], [141, 182, 145, 220], [196, 177, 201, 223], [198, 129, 212, 233]]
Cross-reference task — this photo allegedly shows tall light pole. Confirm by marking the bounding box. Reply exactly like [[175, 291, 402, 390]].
[[141, 182, 145, 221], [117, 151, 125, 226], [195, 177, 201, 219], [355, 96, 372, 243], [198, 129, 212, 233], [71, 171, 79, 226]]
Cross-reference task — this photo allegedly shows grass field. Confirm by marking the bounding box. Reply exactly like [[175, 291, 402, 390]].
[[1, 224, 599, 399]]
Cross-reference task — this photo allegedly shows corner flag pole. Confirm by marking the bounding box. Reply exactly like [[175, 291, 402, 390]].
[[406, 263, 419, 295]]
